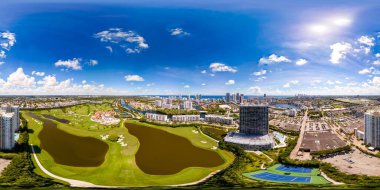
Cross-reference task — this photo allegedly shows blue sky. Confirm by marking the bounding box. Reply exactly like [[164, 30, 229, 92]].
[[0, 0, 380, 95]]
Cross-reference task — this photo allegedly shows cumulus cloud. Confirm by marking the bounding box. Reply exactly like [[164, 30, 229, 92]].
[[209, 62, 237, 73], [0, 68, 127, 95], [283, 80, 299, 88], [225, 79, 235, 85], [376, 53, 380, 58], [31, 71, 45, 76], [55, 58, 82, 70], [201, 70, 207, 74], [201, 83, 206, 86], [184, 85, 190, 88], [329, 42, 352, 64], [248, 86, 261, 94], [359, 67, 379, 75], [253, 70, 267, 76], [94, 28, 148, 54], [373, 60, 380, 65], [358, 35, 375, 47], [295, 59, 308, 66], [2, 68, 36, 88], [259, 54, 291, 65], [169, 28, 190, 36], [124, 75, 144, 82]]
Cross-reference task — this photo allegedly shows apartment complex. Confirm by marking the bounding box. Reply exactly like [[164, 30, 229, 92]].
[[205, 115, 234, 125], [364, 110, 380, 148], [0, 105, 20, 150]]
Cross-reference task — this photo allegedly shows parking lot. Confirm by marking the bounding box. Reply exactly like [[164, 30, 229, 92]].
[[322, 148, 380, 176]]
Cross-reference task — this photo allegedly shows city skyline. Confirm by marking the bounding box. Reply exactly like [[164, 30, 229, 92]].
[[0, 0, 380, 95]]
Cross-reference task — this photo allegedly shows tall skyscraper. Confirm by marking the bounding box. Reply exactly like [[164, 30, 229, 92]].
[[0, 105, 19, 150], [364, 110, 380, 148], [226, 93, 230, 103], [239, 105, 269, 135], [238, 94, 244, 104]]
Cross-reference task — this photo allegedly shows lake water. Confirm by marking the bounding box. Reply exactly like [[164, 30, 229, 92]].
[[125, 123, 224, 175], [28, 113, 109, 167]]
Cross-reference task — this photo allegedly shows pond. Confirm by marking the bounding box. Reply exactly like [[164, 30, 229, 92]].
[[125, 123, 225, 175], [28, 113, 108, 167], [42, 114, 70, 124]]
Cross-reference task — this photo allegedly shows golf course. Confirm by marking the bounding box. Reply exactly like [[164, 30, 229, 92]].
[[23, 103, 234, 187]]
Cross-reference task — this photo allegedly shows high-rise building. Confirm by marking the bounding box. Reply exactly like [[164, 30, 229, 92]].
[[226, 93, 230, 103], [364, 110, 380, 148], [0, 105, 19, 150], [239, 105, 269, 135], [183, 100, 193, 110], [238, 94, 244, 104]]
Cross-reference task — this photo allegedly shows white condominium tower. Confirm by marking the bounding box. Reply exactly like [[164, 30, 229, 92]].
[[0, 105, 20, 150], [364, 109, 380, 149]]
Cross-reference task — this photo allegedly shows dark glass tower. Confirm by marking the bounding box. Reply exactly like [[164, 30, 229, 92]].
[[239, 105, 268, 135]]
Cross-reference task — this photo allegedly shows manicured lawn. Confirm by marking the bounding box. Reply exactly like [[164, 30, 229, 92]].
[[23, 109, 234, 187], [243, 164, 330, 184]]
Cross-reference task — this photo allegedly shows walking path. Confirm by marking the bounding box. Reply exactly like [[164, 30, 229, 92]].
[[320, 171, 344, 185]]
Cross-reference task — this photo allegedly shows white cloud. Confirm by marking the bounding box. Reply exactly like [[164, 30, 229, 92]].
[[375, 53, 380, 58], [82, 80, 87, 84], [124, 75, 144, 82], [0, 68, 127, 95], [201, 70, 207, 74], [201, 83, 206, 86], [373, 60, 380, 65], [329, 42, 352, 64], [88, 59, 98, 66], [0, 62, 4, 65], [253, 70, 267, 76], [169, 28, 190, 36], [0, 50, 6, 59], [358, 67, 374, 74], [209, 62, 237, 73], [37, 75, 58, 86], [283, 80, 299, 88], [295, 59, 308, 66], [372, 77, 380, 85], [31, 71, 45, 76], [209, 73, 215, 77], [358, 35, 375, 47], [1, 31, 16, 50], [105, 46, 113, 53], [3, 68, 36, 88], [54, 58, 82, 70], [225, 80, 235, 85], [146, 83, 155, 87], [184, 85, 190, 88], [248, 86, 261, 94], [94, 28, 148, 54], [259, 54, 291, 65]]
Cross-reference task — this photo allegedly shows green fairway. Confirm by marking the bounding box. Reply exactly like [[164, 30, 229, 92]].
[[23, 106, 234, 187], [243, 164, 330, 184]]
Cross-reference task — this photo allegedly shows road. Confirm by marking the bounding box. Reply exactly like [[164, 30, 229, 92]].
[[290, 109, 308, 159]]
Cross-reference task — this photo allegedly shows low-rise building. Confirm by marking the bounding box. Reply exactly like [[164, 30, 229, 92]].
[[172, 115, 200, 122], [205, 115, 234, 125], [145, 113, 168, 122]]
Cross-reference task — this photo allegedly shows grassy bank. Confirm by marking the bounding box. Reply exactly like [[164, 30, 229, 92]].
[[23, 110, 234, 187]]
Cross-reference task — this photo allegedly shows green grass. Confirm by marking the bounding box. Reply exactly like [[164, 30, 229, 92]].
[[23, 109, 234, 187], [243, 164, 330, 185]]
